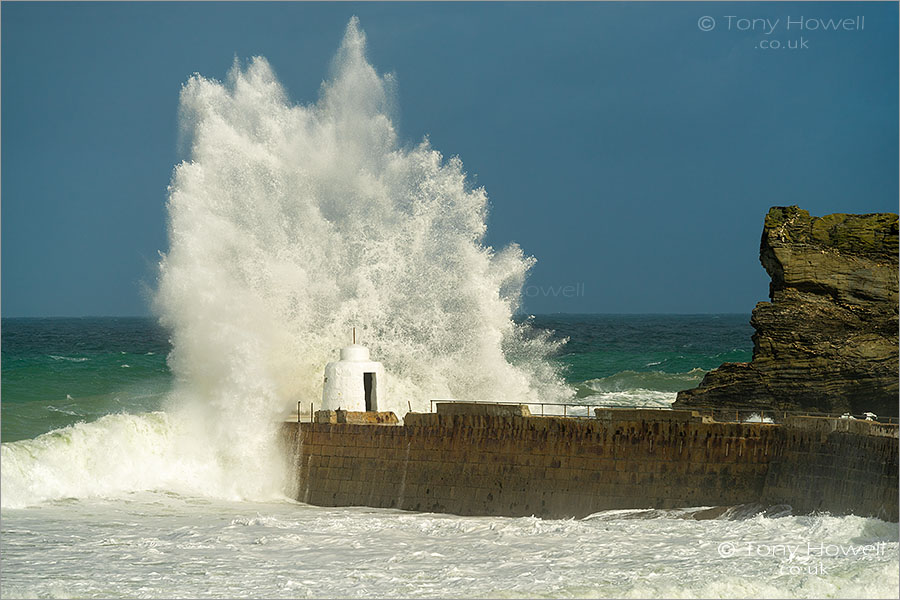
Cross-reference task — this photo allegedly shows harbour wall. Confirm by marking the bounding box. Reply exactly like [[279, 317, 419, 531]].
[[761, 416, 898, 518], [281, 405, 898, 521]]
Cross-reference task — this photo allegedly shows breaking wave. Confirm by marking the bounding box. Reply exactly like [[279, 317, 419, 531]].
[[2, 17, 568, 508]]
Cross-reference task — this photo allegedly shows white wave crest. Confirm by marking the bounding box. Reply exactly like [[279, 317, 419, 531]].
[[49, 355, 89, 362], [146, 16, 571, 505], [156, 18, 567, 418], [0, 411, 289, 509], [4, 18, 569, 510]]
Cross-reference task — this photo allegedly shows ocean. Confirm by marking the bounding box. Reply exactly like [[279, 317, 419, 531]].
[[1, 314, 748, 443], [2, 18, 896, 599], [2, 315, 898, 598]]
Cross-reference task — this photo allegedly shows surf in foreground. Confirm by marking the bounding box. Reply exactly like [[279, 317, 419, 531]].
[[1, 493, 896, 599]]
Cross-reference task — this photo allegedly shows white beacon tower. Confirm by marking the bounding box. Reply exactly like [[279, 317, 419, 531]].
[[321, 338, 385, 412]]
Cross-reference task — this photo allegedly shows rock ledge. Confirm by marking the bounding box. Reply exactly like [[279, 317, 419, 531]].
[[675, 206, 898, 416]]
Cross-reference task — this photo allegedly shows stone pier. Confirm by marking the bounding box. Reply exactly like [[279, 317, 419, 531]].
[[282, 404, 899, 521]]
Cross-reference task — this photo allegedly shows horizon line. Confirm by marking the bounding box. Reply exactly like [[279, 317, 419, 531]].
[[1, 312, 754, 320]]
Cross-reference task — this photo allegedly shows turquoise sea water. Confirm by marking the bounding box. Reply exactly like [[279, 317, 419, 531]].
[[1, 318, 171, 442], [533, 314, 753, 397], [1, 315, 752, 442]]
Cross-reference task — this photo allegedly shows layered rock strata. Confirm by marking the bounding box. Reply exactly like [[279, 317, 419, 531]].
[[675, 206, 898, 416]]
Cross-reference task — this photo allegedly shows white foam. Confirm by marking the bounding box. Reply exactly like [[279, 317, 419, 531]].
[[578, 389, 678, 408], [151, 19, 569, 498], [49, 355, 89, 362], [2, 495, 896, 598], [158, 18, 568, 414], [1, 17, 569, 510], [745, 412, 775, 423], [0, 411, 290, 509]]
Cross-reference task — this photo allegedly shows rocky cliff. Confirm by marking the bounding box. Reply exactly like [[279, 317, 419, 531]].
[[675, 206, 899, 417]]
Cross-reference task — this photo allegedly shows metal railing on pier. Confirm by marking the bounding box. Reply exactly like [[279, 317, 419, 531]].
[[297, 401, 314, 424], [428, 398, 606, 419], [426, 399, 899, 425], [295, 399, 898, 425]]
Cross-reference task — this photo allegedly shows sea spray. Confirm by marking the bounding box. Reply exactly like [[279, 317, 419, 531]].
[[153, 18, 570, 498], [2, 413, 175, 507], [0, 18, 568, 509]]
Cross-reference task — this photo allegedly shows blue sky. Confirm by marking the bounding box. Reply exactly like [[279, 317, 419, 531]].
[[2, 2, 897, 317]]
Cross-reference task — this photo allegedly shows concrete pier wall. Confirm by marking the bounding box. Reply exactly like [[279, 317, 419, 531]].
[[281, 406, 898, 521], [762, 416, 898, 519]]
